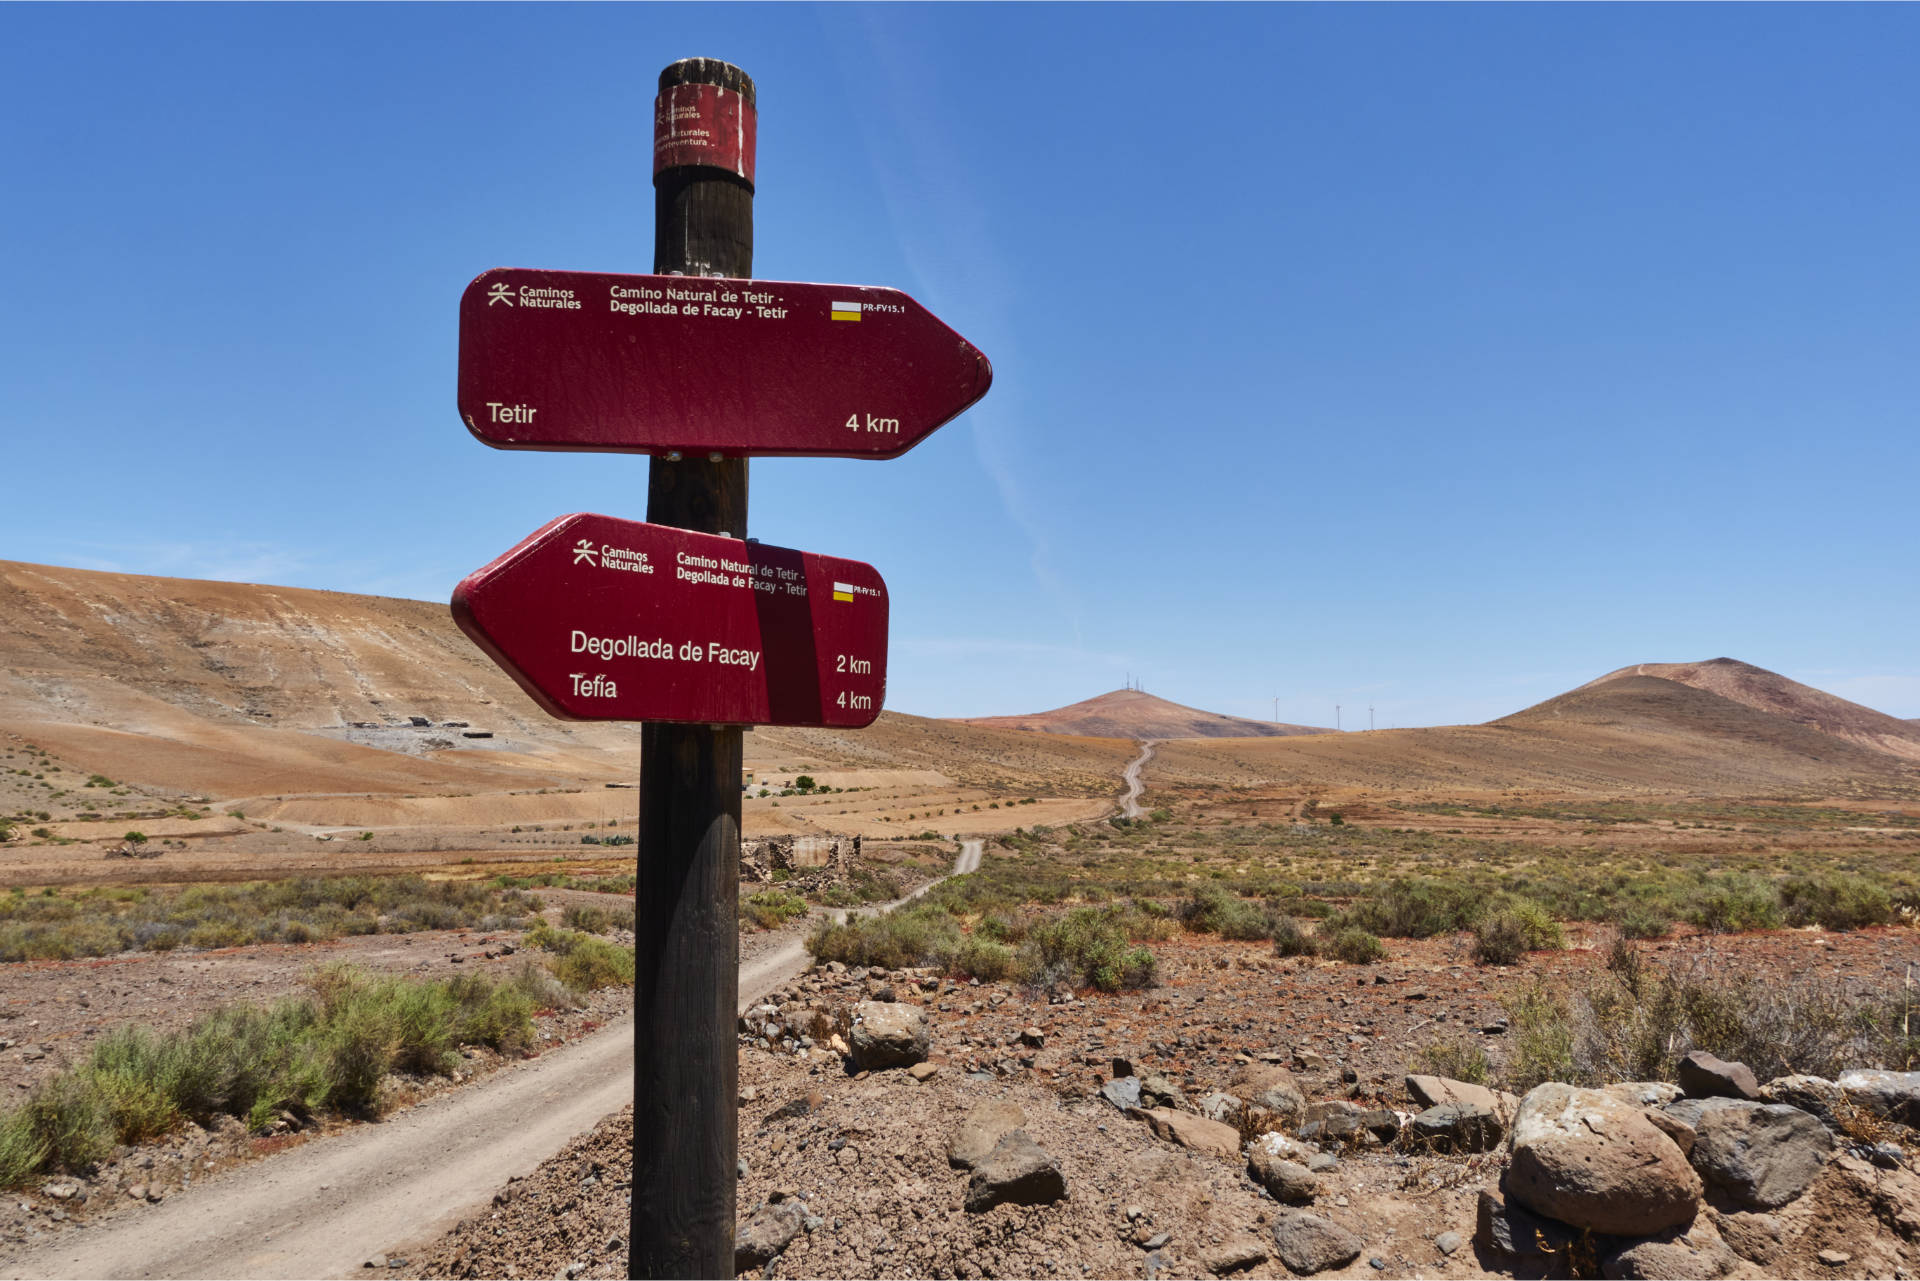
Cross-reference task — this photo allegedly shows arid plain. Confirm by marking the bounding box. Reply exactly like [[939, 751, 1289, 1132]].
[[4, 556, 1920, 1280]]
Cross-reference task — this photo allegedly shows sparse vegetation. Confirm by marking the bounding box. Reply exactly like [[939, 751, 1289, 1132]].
[[740, 889, 809, 930], [1325, 927, 1386, 964], [0, 876, 541, 962], [0, 963, 562, 1188], [524, 922, 634, 991]]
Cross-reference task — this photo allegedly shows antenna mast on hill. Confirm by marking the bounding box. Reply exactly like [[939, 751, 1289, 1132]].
[[1369, 705, 1375, 731], [1336, 705, 1342, 732], [1273, 696, 1279, 724]]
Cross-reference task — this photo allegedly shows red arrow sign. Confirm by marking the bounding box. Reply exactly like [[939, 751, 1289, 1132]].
[[458, 269, 991, 459], [453, 514, 887, 727]]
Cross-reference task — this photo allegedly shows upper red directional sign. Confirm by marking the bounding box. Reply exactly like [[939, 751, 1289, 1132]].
[[457, 270, 992, 459], [452, 514, 887, 728]]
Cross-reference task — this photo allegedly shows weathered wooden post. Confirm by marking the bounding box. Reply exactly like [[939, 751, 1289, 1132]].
[[634, 57, 755, 1281], [449, 51, 989, 1281]]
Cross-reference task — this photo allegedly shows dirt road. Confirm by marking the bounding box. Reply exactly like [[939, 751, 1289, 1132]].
[[1, 1017, 636, 1281], [1120, 739, 1157, 818]]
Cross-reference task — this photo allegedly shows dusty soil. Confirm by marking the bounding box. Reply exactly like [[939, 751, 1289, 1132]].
[[392, 927, 1920, 1281]]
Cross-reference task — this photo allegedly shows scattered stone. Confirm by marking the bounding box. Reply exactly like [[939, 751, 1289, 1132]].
[[1197, 1091, 1244, 1124], [1678, 1050, 1761, 1101], [1292, 1049, 1329, 1072], [1405, 1073, 1517, 1118], [907, 1061, 937, 1082], [1476, 1184, 1578, 1262], [1818, 1249, 1853, 1267], [1232, 1063, 1305, 1118], [1142, 1231, 1171, 1250], [363, 1257, 387, 1270], [1139, 1073, 1188, 1111], [1506, 1083, 1701, 1235], [1100, 1076, 1142, 1111], [1838, 1069, 1920, 1126], [734, 1201, 805, 1270], [1410, 1102, 1503, 1153], [848, 1001, 929, 1070], [1111, 1056, 1134, 1077], [1247, 1153, 1317, 1203], [1269, 1208, 1363, 1276], [1203, 1239, 1267, 1275], [1019, 1026, 1045, 1048], [41, 1183, 77, 1200], [948, 1101, 1027, 1171], [1141, 1107, 1240, 1160], [1307, 1152, 1339, 1174], [1434, 1231, 1462, 1256], [1684, 1100, 1833, 1209], [964, 1131, 1068, 1212]]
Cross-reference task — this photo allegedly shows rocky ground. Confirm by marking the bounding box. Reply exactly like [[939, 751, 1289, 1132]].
[[395, 927, 1920, 1280]]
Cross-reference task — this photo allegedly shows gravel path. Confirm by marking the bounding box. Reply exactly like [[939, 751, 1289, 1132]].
[[1121, 738, 1157, 818]]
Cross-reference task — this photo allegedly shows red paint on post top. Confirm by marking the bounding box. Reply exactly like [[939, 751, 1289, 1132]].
[[457, 269, 992, 458], [452, 514, 887, 728], [653, 82, 756, 184]]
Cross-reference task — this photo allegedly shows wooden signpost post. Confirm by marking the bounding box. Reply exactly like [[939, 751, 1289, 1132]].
[[449, 58, 991, 1279]]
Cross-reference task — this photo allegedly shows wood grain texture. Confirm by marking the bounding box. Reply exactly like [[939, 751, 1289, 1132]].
[[634, 55, 755, 1281]]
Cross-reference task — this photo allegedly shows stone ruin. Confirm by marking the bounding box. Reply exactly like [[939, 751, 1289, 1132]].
[[740, 834, 858, 892]]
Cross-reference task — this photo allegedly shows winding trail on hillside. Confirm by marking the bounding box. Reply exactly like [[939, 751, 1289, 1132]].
[[1120, 739, 1158, 819]]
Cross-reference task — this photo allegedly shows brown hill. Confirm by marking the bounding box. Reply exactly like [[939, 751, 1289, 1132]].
[[1576, 659, 1920, 764], [0, 559, 1129, 816], [955, 689, 1328, 740], [1151, 673, 1920, 799]]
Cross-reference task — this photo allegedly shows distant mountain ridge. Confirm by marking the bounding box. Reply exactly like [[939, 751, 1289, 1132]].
[[954, 689, 1329, 740]]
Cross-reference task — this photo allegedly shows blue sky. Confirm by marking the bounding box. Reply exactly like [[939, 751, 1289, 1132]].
[[4, 4, 1916, 725]]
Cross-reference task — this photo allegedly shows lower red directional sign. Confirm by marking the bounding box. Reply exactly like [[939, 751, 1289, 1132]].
[[453, 514, 887, 727]]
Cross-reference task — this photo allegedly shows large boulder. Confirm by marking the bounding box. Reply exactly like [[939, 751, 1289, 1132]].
[[1507, 1082, 1702, 1234], [948, 1101, 1026, 1170], [964, 1130, 1067, 1212], [1269, 1209, 1362, 1276], [1678, 1050, 1761, 1101], [848, 1001, 929, 1070], [1757, 1075, 1845, 1130], [1604, 1081, 1684, 1109], [1140, 1073, 1190, 1112], [1838, 1069, 1920, 1126], [1673, 1100, 1832, 1209], [1233, 1064, 1306, 1118], [734, 1202, 805, 1271], [1197, 1091, 1244, 1124], [1141, 1107, 1240, 1160], [1411, 1102, 1504, 1154]]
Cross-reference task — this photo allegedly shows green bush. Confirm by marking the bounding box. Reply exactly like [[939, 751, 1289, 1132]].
[[526, 924, 635, 991], [952, 936, 1017, 982], [1179, 884, 1273, 940], [1414, 1036, 1491, 1086], [1780, 875, 1892, 931], [1505, 979, 1577, 1092], [1271, 916, 1318, 958], [1326, 879, 1481, 939], [1019, 907, 1155, 991], [1471, 897, 1565, 965], [17, 1073, 111, 1173], [740, 889, 808, 931], [1686, 874, 1783, 934], [1611, 900, 1675, 941], [1325, 927, 1386, 965]]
